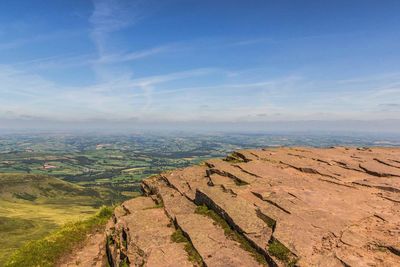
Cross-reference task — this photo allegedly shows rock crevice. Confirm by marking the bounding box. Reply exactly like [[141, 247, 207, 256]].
[[104, 147, 400, 267]]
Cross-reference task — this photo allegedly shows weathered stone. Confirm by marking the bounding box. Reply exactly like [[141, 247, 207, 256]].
[[106, 197, 193, 267], [101, 147, 400, 267]]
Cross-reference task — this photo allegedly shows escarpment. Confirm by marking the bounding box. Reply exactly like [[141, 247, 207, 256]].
[[105, 147, 400, 267]]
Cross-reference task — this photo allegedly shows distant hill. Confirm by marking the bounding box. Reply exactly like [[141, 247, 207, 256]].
[[0, 173, 120, 266], [0, 173, 116, 206]]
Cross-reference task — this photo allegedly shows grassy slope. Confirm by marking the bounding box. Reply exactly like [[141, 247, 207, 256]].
[[5, 206, 113, 267], [0, 173, 117, 266]]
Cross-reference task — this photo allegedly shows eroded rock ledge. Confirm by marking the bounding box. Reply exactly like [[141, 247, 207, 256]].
[[106, 147, 400, 266]]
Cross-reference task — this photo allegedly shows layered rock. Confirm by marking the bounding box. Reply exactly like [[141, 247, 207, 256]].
[[106, 147, 400, 266]]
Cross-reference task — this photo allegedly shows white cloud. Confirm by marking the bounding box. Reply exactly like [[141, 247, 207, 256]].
[[0, 30, 83, 51], [90, 0, 142, 55], [96, 45, 172, 64], [2, 58, 400, 123], [1, 2, 399, 126], [0, 64, 223, 121]]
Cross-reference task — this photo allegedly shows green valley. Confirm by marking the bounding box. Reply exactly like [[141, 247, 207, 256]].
[[0, 173, 117, 266]]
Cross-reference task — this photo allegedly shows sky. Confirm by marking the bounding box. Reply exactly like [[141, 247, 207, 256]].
[[0, 0, 400, 132]]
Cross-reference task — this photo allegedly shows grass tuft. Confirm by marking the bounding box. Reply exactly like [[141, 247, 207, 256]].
[[5, 206, 113, 267], [171, 228, 203, 266], [195, 205, 267, 265], [268, 239, 297, 266], [119, 258, 129, 267]]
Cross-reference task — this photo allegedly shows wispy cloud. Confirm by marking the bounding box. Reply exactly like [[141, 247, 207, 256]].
[[0, 64, 223, 121], [90, 0, 142, 55], [87, 0, 173, 102], [11, 44, 171, 70], [95, 45, 172, 64], [1, 1, 399, 128], [11, 53, 96, 70], [0, 30, 84, 51], [230, 37, 273, 46]]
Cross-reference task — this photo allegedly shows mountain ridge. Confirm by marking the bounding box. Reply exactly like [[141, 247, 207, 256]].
[[64, 147, 400, 266]]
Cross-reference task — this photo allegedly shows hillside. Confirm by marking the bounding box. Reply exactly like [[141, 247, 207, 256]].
[[0, 173, 118, 266], [103, 147, 400, 267], [0, 173, 114, 204]]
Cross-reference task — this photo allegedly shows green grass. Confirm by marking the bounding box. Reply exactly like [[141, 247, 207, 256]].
[[268, 239, 297, 266], [13, 192, 37, 201], [0, 216, 35, 232], [5, 206, 113, 267], [0, 215, 57, 265], [171, 228, 203, 266], [195, 205, 267, 265], [120, 258, 129, 267], [0, 200, 98, 266], [0, 173, 110, 266], [0, 173, 117, 206]]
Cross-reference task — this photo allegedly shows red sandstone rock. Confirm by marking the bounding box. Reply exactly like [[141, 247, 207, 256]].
[[104, 147, 400, 267]]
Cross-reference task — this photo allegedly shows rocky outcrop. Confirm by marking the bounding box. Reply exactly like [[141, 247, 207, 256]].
[[106, 147, 400, 266]]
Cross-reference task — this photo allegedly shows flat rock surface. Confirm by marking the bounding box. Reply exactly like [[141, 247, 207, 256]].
[[105, 147, 400, 267], [58, 231, 107, 267]]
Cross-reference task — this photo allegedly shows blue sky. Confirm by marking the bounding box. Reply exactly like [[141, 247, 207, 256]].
[[0, 0, 400, 130]]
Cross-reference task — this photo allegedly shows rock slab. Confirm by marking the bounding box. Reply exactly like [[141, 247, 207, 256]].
[[105, 147, 400, 267]]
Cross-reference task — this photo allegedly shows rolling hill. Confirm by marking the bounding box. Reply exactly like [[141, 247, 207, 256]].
[[0, 173, 119, 266]]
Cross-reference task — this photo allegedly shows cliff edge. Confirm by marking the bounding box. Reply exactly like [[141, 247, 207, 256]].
[[105, 147, 400, 267]]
